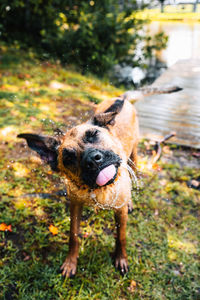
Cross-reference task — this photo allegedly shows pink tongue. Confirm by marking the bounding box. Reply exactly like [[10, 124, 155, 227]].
[[96, 164, 116, 186]]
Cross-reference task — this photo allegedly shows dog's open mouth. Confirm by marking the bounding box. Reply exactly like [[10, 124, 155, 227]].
[[81, 148, 121, 188], [96, 164, 117, 187]]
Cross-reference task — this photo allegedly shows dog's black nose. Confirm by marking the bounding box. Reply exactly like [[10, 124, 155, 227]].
[[83, 149, 103, 169]]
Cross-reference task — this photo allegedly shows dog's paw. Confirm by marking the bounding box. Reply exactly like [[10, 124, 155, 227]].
[[60, 257, 77, 278], [114, 255, 129, 276], [128, 200, 133, 214]]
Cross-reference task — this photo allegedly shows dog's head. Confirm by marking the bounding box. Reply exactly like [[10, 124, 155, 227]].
[[18, 99, 125, 189]]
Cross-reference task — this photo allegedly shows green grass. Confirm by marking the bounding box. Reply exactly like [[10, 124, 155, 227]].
[[0, 44, 200, 299]]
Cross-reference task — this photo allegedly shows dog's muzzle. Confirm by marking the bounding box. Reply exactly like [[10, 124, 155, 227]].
[[81, 148, 121, 188]]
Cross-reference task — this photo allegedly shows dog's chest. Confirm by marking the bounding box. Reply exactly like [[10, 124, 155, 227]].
[[65, 167, 132, 209]]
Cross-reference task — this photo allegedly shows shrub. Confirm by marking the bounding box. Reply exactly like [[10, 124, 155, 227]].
[[0, 0, 167, 76]]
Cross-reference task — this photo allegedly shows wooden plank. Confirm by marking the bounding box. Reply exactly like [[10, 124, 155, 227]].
[[135, 59, 200, 148]]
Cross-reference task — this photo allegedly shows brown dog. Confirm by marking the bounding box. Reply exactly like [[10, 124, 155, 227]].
[[18, 96, 138, 277], [18, 85, 181, 277]]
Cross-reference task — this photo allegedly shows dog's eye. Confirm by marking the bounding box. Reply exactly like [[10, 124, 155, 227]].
[[83, 130, 99, 144], [62, 148, 77, 166]]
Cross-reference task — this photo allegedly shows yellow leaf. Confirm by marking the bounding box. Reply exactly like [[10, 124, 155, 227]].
[[12, 162, 29, 177], [0, 223, 12, 232], [49, 224, 58, 235], [128, 280, 137, 293]]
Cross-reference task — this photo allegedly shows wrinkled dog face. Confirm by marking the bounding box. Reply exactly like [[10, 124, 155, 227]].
[[17, 99, 125, 189], [59, 124, 121, 188]]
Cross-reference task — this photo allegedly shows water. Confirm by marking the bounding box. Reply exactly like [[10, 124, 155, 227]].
[[148, 21, 200, 67], [113, 21, 200, 86]]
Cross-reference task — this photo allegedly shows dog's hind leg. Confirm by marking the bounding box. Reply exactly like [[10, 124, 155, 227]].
[[127, 145, 138, 213], [128, 199, 134, 214], [114, 205, 129, 275], [129, 146, 138, 172], [61, 202, 82, 277]]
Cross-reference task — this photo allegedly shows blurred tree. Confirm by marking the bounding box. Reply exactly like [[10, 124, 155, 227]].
[[158, 0, 165, 13], [57, 1, 148, 74], [0, 0, 167, 76], [193, 0, 199, 12], [1, 0, 59, 44]]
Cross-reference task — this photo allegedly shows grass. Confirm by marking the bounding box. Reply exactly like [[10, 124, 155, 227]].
[[0, 44, 200, 299], [136, 5, 200, 22]]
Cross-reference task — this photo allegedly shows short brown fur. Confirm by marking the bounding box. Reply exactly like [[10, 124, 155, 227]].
[[18, 97, 139, 277]]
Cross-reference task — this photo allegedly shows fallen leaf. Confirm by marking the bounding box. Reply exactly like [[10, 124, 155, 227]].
[[154, 209, 159, 216], [152, 163, 162, 171], [24, 255, 31, 261], [192, 152, 200, 158], [0, 223, 12, 232], [163, 145, 171, 154], [30, 116, 37, 121], [160, 179, 167, 186], [187, 179, 200, 189], [83, 232, 89, 238], [128, 280, 137, 293], [190, 180, 199, 188], [49, 224, 58, 235], [172, 270, 181, 276], [23, 252, 31, 261], [12, 162, 29, 177]]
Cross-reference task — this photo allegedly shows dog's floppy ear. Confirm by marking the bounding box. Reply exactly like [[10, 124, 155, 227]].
[[17, 133, 61, 171], [92, 99, 124, 127]]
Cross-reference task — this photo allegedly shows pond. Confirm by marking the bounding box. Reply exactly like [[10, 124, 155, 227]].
[[149, 21, 200, 67], [113, 20, 200, 86]]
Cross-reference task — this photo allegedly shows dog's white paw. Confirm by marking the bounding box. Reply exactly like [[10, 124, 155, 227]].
[[61, 257, 77, 278], [114, 255, 129, 275]]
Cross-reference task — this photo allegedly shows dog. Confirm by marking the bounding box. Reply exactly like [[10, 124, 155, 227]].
[[18, 85, 181, 277]]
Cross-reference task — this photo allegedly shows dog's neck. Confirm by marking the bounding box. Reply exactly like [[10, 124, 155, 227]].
[[64, 166, 131, 209]]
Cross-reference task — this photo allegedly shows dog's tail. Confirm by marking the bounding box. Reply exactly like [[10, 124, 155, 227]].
[[122, 86, 182, 103]]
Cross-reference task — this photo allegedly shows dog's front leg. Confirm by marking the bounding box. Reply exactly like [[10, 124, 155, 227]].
[[61, 202, 82, 277], [114, 205, 128, 275]]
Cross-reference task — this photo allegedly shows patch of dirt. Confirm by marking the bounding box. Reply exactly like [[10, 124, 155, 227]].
[[56, 98, 94, 128], [139, 140, 200, 169], [161, 147, 200, 169], [1, 99, 94, 161], [0, 140, 31, 160]]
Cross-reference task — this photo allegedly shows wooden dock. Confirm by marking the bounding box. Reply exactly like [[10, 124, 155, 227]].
[[135, 59, 200, 149]]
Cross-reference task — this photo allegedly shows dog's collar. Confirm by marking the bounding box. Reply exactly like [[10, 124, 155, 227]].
[[89, 169, 129, 209]]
